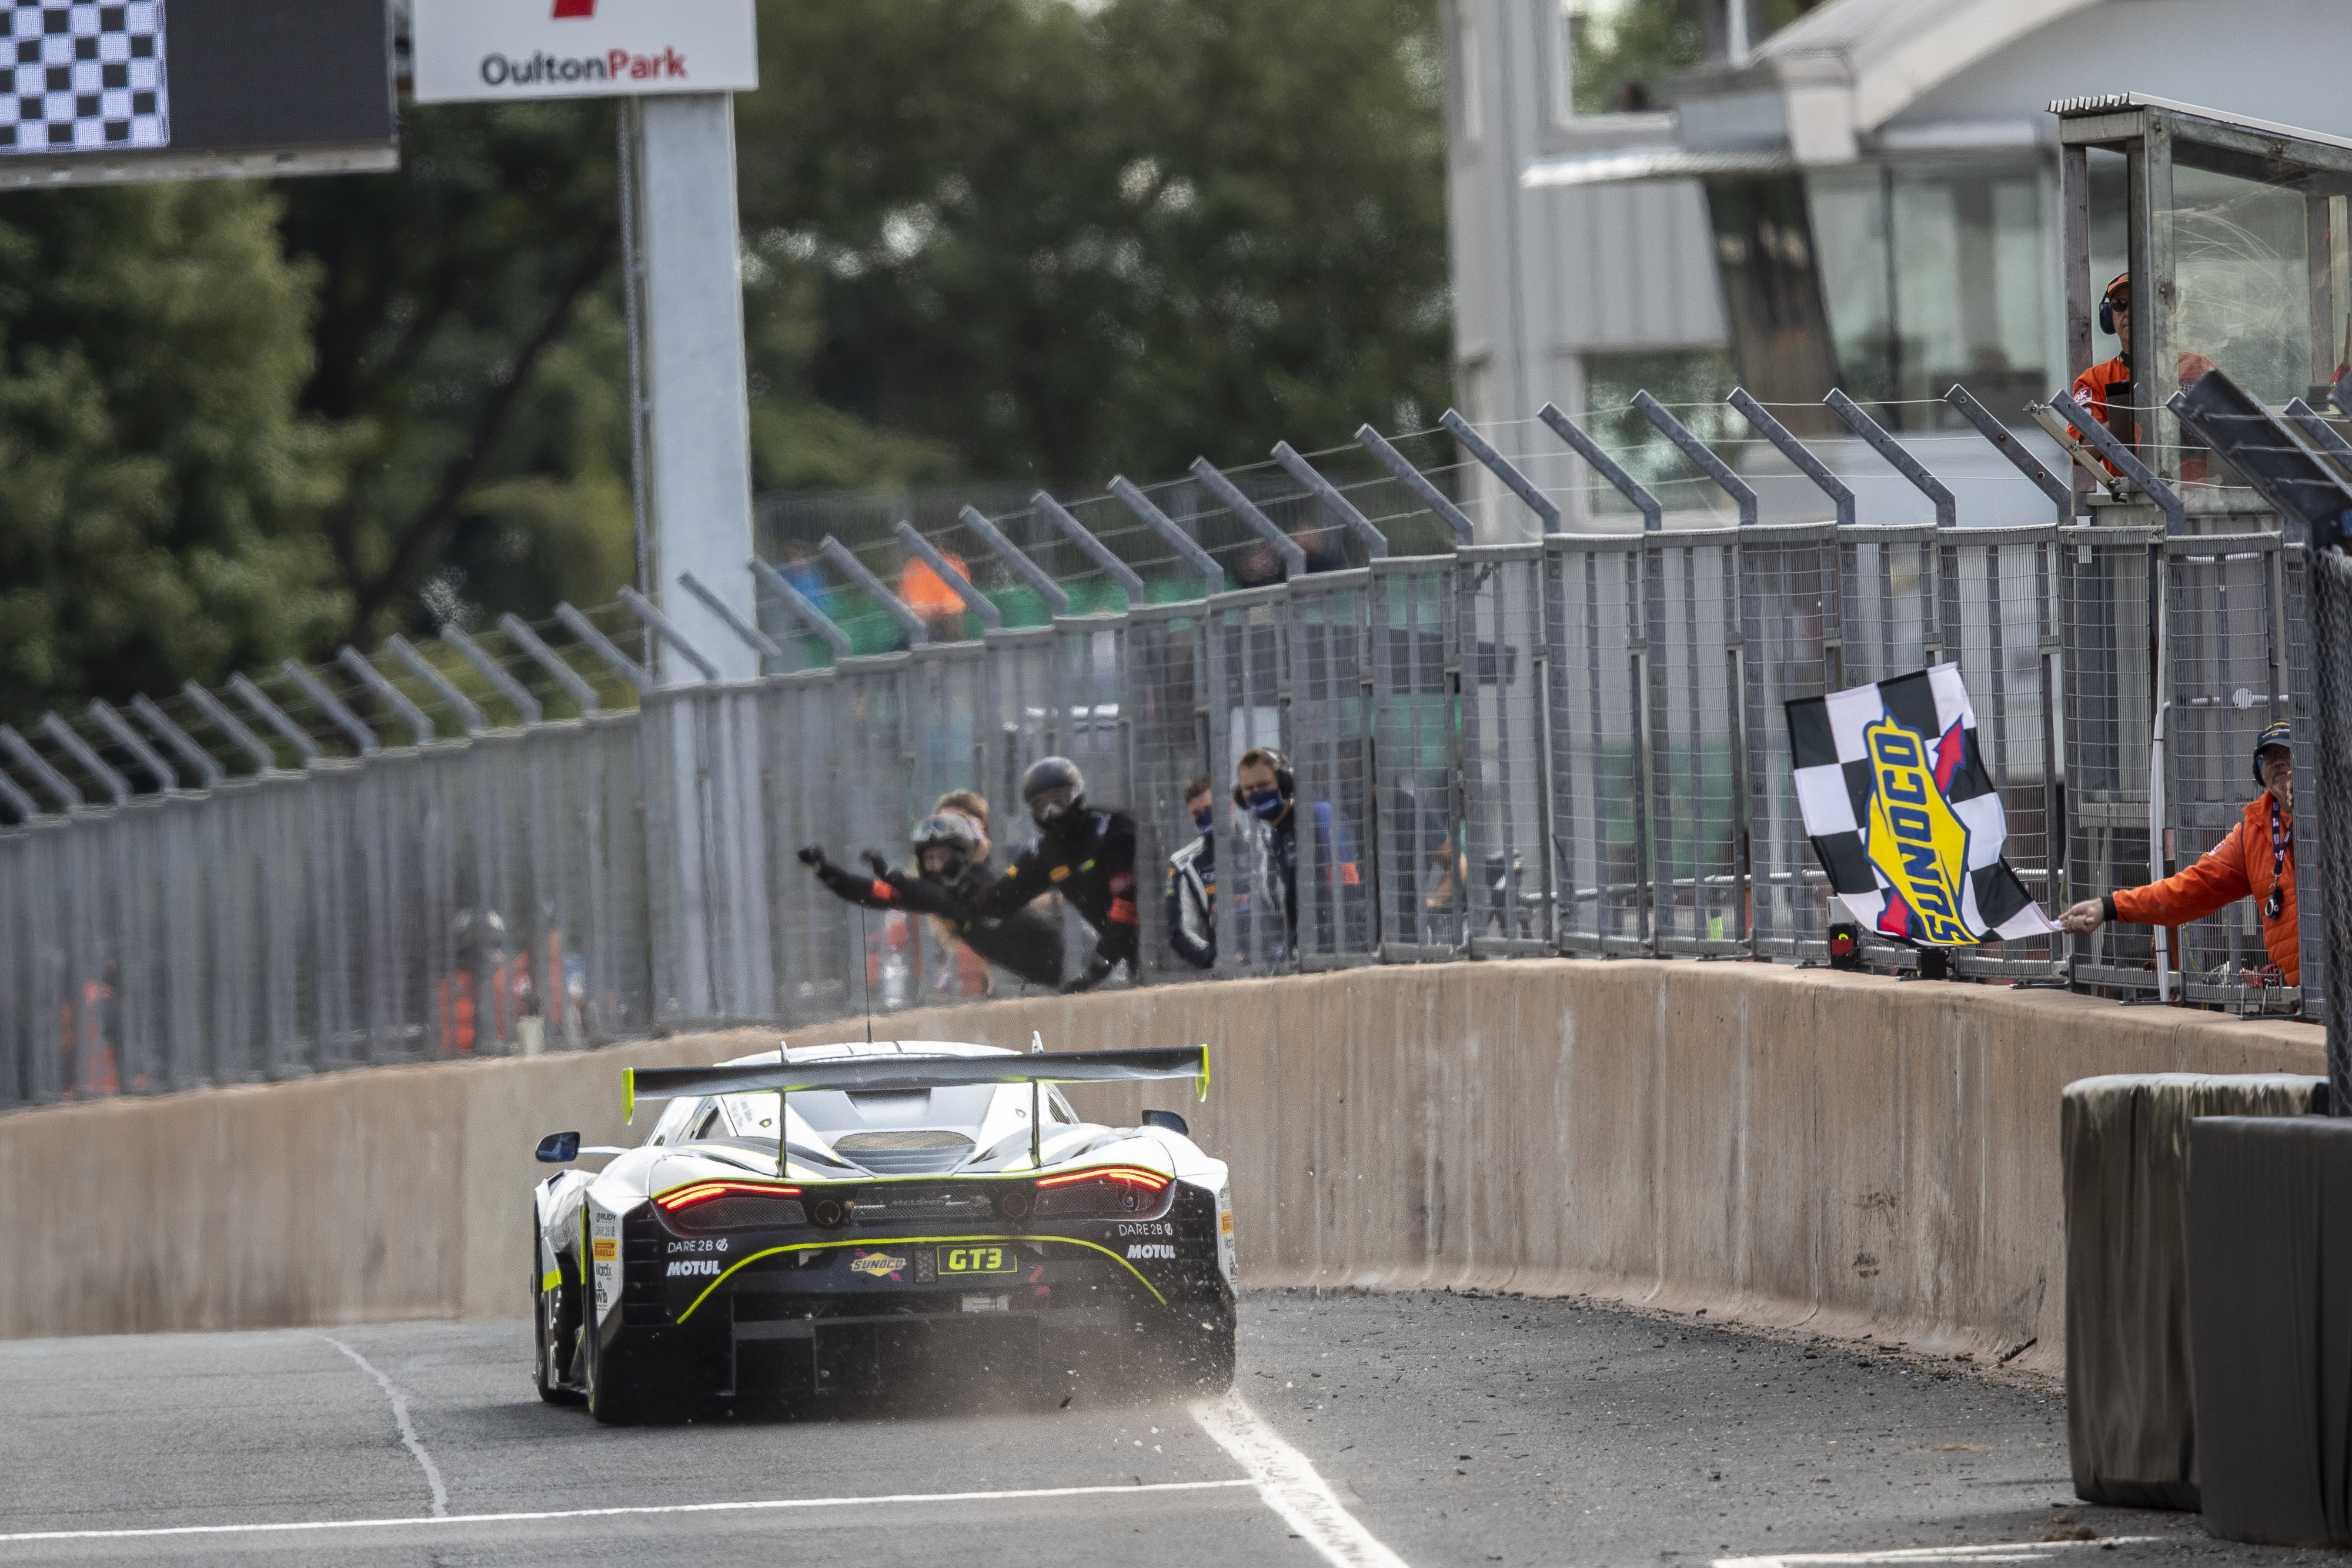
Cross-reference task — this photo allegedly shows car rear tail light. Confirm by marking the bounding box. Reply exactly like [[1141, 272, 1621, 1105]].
[[656, 1181, 807, 1233], [1035, 1165, 1171, 1192], [655, 1181, 801, 1212], [1032, 1165, 1173, 1218]]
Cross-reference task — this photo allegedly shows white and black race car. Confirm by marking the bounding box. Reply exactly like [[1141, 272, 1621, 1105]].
[[530, 1039, 1235, 1423]]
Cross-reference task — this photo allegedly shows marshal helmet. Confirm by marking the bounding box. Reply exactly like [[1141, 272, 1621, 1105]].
[[911, 812, 984, 882], [1020, 755, 1087, 827]]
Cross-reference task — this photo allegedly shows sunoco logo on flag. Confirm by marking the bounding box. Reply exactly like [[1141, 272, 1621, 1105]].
[[1786, 665, 2058, 947]]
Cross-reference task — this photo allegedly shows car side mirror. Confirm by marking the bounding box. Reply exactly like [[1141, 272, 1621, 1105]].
[[1141, 1109, 1189, 1137], [536, 1131, 581, 1164]]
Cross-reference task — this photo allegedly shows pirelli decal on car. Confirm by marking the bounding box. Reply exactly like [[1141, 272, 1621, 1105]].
[[589, 1205, 622, 1322]]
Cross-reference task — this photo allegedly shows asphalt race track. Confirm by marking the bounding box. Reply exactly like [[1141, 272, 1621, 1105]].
[[0, 1292, 2333, 1568]]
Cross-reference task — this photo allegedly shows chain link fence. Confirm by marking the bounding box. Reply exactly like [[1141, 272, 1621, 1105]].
[[0, 417, 2330, 1106]]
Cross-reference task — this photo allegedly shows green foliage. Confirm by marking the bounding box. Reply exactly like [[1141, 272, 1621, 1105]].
[[1, 0, 1454, 724], [739, 0, 1452, 483], [0, 182, 343, 727], [276, 101, 629, 646]]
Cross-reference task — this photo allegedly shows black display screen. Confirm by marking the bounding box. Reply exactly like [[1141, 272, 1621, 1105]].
[[0, 0, 390, 166]]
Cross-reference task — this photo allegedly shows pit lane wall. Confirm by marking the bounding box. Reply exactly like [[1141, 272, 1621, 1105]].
[[0, 961, 2320, 1367]]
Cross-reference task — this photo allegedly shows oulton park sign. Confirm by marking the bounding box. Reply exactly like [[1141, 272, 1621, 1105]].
[[410, 0, 759, 105]]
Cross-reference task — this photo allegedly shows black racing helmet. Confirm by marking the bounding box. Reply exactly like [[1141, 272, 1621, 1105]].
[[911, 812, 984, 881], [1020, 755, 1086, 827], [2252, 718, 2293, 784], [452, 908, 507, 965]]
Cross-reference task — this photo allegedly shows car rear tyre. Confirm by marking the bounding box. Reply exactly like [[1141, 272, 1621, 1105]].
[[1189, 1316, 1237, 1393], [534, 1273, 585, 1406], [586, 1328, 669, 1425]]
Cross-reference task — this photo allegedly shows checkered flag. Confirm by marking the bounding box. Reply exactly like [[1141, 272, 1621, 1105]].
[[1786, 664, 2058, 947], [0, 1, 169, 155]]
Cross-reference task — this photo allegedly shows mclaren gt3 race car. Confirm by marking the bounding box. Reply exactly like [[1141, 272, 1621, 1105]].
[[530, 1039, 1235, 1423]]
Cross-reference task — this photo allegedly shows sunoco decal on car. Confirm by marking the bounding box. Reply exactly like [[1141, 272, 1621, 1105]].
[[849, 1251, 907, 1281]]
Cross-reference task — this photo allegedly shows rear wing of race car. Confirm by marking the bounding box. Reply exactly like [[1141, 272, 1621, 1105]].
[[623, 1044, 1210, 1126]]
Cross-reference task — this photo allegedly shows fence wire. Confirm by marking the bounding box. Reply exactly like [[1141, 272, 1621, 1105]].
[[0, 505, 2332, 1105]]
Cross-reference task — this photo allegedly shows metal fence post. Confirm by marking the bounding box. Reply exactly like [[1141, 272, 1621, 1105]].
[[1633, 391, 1758, 526], [893, 521, 1001, 632], [41, 715, 129, 805], [1191, 459, 1307, 579], [958, 506, 1070, 617], [386, 636, 489, 734], [338, 648, 435, 747], [1946, 385, 2075, 527], [820, 536, 931, 647], [748, 557, 856, 661], [1110, 477, 1222, 599], [1356, 426, 1475, 546], [1271, 441, 1390, 560], [1442, 410, 1563, 533], [1034, 490, 1148, 603]]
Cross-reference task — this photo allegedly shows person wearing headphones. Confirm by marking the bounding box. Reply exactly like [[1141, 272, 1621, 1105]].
[[1232, 746, 1365, 960], [2070, 272, 2215, 481], [798, 808, 1065, 992], [2058, 720, 2301, 985], [964, 757, 1141, 994]]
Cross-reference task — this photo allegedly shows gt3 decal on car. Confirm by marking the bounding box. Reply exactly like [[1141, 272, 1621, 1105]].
[[938, 1245, 1017, 1275]]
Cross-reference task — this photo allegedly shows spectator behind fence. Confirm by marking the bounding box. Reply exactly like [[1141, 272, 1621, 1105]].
[[2059, 721, 2301, 984], [1167, 774, 1217, 969], [898, 546, 973, 643], [1233, 747, 1365, 959], [437, 908, 532, 1053], [800, 807, 1063, 994], [964, 757, 1140, 994], [2068, 271, 2216, 482]]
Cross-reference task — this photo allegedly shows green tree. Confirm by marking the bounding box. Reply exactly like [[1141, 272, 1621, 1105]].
[[0, 181, 342, 730], [737, 0, 1451, 483], [275, 101, 626, 647]]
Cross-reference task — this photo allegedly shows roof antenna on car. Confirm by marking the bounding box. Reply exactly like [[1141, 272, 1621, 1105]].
[[777, 1042, 789, 1181], [858, 901, 875, 1046], [1030, 1031, 1045, 1169]]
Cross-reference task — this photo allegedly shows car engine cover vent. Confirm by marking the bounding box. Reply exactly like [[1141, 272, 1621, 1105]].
[[833, 1130, 975, 1175]]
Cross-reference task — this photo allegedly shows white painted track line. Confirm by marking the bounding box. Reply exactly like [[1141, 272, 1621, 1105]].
[[1190, 1390, 1410, 1568], [315, 1334, 449, 1518], [0, 1479, 1261, 1544], [1715, 1540, 2161, 1567]]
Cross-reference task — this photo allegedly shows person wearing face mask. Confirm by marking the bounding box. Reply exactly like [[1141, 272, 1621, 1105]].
[[2058, 721, 2302, 984], [1166, 775, 1218, 969], [1232, 746, 1365, 960], [964, 756, 1141, 994], [797, 810, 1065, 992]]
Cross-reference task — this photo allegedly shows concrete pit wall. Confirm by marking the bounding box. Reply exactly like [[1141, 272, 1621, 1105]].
[[0, 962, 2321, 1371]]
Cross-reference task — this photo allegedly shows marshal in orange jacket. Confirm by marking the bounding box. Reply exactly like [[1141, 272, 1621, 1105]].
[[2110, 791, 2298, 982]]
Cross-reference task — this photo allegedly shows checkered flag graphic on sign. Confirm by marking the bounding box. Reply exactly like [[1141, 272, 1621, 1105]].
[[1785, 664, 2058, 948], [0, 0, 167, 155]]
